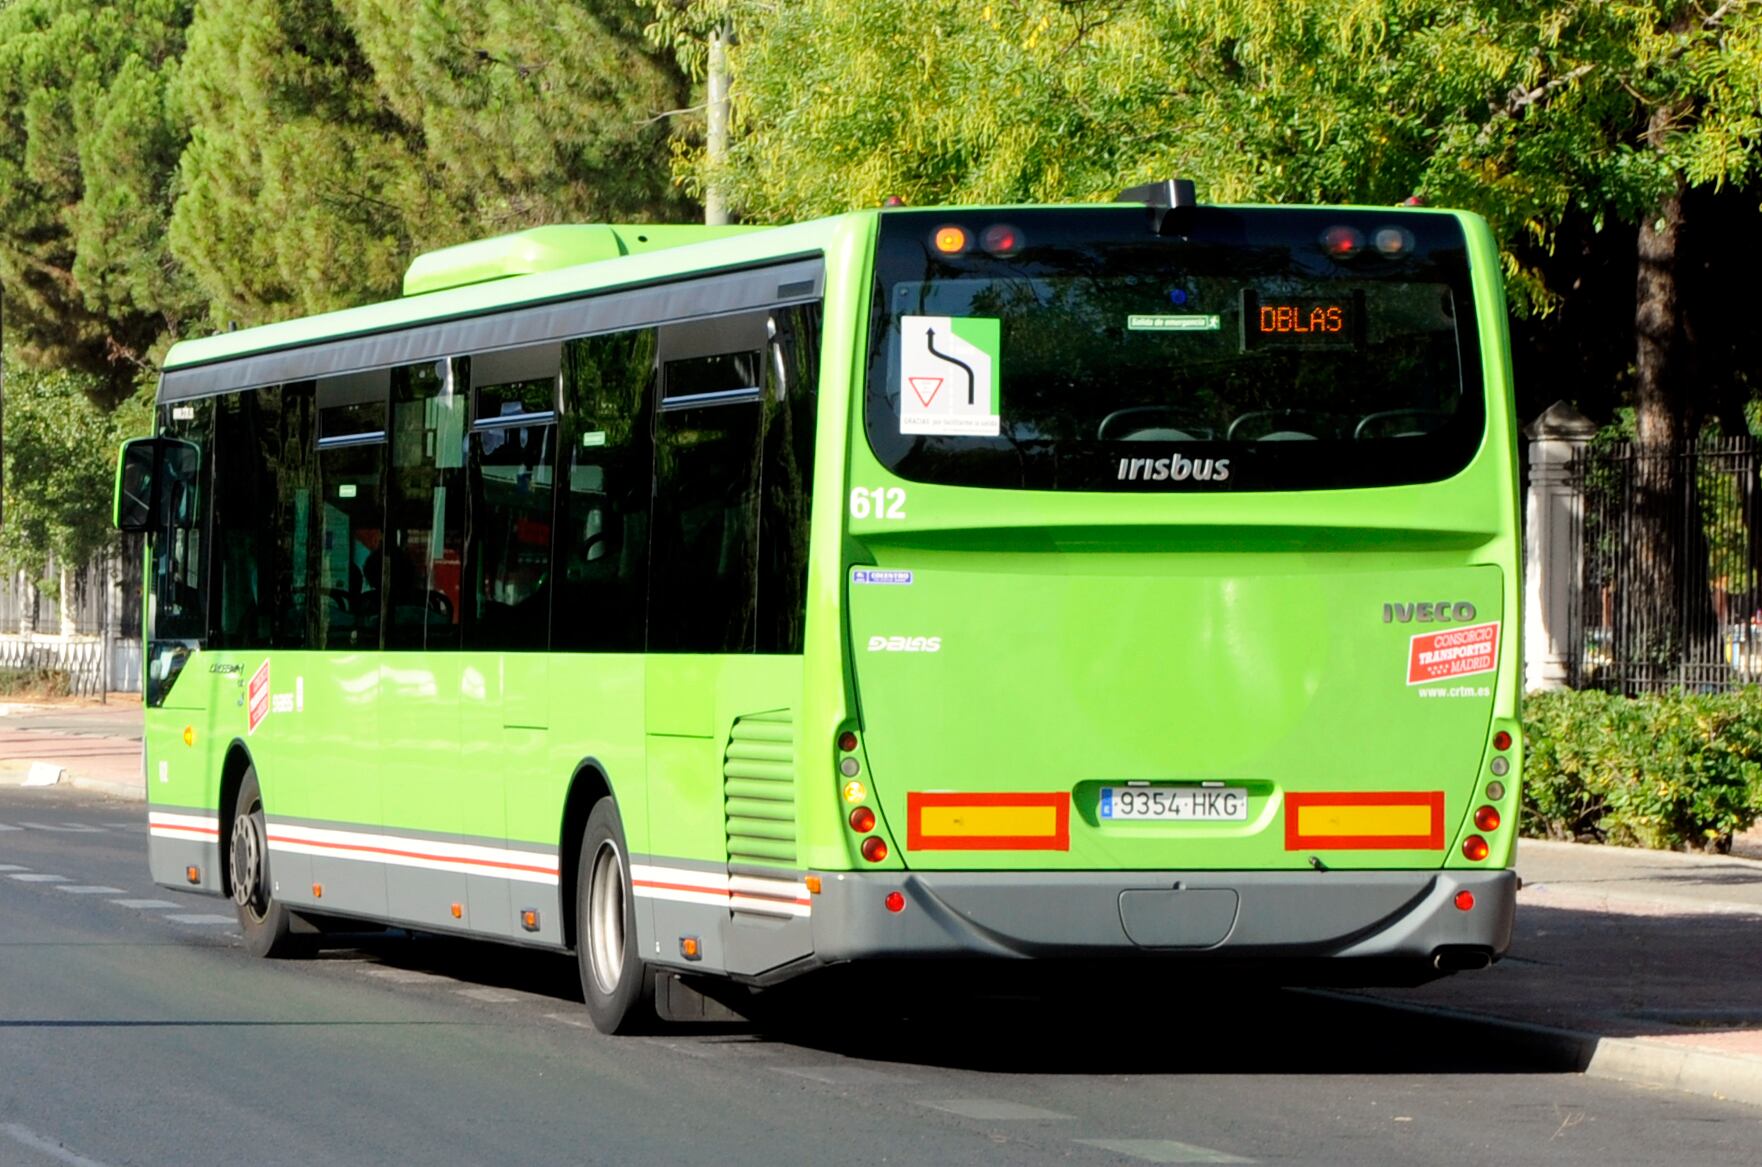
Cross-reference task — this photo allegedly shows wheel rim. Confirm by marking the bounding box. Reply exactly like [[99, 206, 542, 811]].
[[230, 804, 268, 920], [586, 840, 626, 996]]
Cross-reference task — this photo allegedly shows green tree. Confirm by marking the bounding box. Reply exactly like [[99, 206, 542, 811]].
[[0, 0, 200, 404], [0, 354, 152, 579], [171, 0, 688, 327]]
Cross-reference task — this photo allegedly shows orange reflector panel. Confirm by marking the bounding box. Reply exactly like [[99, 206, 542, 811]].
[[1284, 792, 1445, 850], [520, 909, 540, 932], [311, 883, 323, 899], [680, 936, 701, 960], [906, 792, 1071, 851], [804, 875, 823, 895], [185, 866, 200, 884], [450, 902, 464, 919]]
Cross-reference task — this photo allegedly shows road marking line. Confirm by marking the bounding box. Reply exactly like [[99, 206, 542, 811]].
[[363, 967, 452, 985], [1075, 1139, 1254, 1164], [456, 988, 521, 1003], [163, 913, 236, 925], [544, 1012, 595, 1029], [0, 864, 29, 872], [15, 822, 101, 833], [0, 1122, 118, 1167], [916, 1100, 1074, 1121], [0, 822, 20, 832], [55, 886, 127, 895], [110, 899, 177, 909], [777, 1065, 914, 1086], [8, 873, 69, 882]]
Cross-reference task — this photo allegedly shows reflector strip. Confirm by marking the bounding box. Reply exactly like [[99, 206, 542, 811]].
[[907, 792, 1070, 851], [265, 822, 560, 885], [147, 811, 219, 838], [1283, 791, 1445, 850], [629, 863, 811, 918]]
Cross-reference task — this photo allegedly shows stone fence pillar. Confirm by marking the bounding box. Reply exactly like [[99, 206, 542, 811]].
[[1524, 401, 1597, 691]]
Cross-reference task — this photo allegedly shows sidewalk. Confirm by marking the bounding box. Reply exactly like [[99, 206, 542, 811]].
[[0, 696, 144, 799], [2, 701, 1760, 1106]]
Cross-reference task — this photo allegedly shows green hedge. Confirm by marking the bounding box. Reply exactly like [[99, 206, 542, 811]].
[[1522, 688, 1762, 852]]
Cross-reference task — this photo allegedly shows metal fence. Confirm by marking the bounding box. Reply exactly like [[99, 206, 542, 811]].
[[0, 536, 143, 696], [1570, 436, 1762, 693]]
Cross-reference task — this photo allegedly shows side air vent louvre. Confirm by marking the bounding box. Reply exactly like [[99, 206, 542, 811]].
[[723, 710, 797, 870]]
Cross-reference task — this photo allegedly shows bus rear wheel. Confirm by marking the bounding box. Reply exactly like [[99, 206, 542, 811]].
[[229, 766, 310, 959], [575, 797, 655, 1034]]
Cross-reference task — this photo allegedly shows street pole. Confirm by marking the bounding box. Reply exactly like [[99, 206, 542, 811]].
[[705, 22, 730, 227]]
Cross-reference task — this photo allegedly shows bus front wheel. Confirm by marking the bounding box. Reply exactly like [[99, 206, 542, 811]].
[[575, 797, 655, 1034], [228, 766, 310, 959]]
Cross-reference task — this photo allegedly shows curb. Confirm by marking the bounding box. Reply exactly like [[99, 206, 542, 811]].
[[0, 771, 145, 802], [1326, 991, 1762, 1110]]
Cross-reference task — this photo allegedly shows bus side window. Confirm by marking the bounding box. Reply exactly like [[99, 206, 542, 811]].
[[554, 329, 656, 652], [387, 358, 466, 650], [464, 344, 559, 652], [758, 302, 821, 654], [315, 370, 390, 650], [213, 387, 320, 650], [649, 313, 767, 654]]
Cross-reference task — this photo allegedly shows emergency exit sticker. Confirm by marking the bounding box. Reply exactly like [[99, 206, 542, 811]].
[[247, 661, 271, 735], [1407, 622, 1499, 685], [899, 315, 1001, 436]]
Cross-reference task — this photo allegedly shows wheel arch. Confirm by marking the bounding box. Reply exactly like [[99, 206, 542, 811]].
[[216, 738, 255, 900], [558, 757, 615, 951]]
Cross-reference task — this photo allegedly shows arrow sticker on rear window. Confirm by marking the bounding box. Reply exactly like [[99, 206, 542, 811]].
[[899, 316, 1000, 436]]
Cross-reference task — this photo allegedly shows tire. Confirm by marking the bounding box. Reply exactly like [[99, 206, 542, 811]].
[[575, 797, 655, 1034], [228, 766, 311, 959]]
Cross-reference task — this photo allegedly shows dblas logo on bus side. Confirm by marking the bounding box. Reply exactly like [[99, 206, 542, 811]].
[[1116, 455, 1231, 484]]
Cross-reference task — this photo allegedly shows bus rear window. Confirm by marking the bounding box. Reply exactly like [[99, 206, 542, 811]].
[[864, 207, 1484, 492]]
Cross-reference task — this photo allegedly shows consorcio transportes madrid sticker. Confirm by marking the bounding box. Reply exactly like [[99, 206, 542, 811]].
[[898, 315, 1001, 436], [1406, 622, 1499, 685]]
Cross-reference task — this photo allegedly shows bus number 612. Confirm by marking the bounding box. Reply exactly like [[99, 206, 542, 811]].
[[850, 486, 906, 520]]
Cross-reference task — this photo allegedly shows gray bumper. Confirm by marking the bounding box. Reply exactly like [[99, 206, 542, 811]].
[[809, 869, 1515, 963]]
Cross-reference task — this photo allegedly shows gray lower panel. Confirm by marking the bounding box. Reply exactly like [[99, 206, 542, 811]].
[[149, 835, 222, 896], [641, 899, 815, 979], [809, 870, 1516, 963]]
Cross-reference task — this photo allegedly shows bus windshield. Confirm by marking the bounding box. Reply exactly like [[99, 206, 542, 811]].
[[865, 207, 1484, 492]]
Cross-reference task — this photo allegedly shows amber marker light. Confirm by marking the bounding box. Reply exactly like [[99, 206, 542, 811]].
[[185, 866, 200, 884], [182, 725, 195, 747], [520, 909, 540, 932], [312, 883, 324, 899], [842, 779, 868, 804], [1474, 806, 1502, 832], [861, 836, 889, 863], [1454, 890, 1476, 912], [849, 807, 877, 833], [805, 875, 823, 895], [932, 224, 968, 254], [1461, 835, 1489, 862], [450, 902, 464, 919]]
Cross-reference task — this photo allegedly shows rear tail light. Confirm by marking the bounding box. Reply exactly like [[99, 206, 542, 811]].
[[860, 836, 889, 863], [884, 891, 906, 913], [838, 731, 858, 752], [1492, 731, 1512, 751], [849, 807, 876, 833], [1454, 890, 1475, 911], [1474, 806, 1501, 832], [1461, 835, 1489, 862]]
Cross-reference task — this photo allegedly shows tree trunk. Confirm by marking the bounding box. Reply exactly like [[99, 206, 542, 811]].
[[704, 23, 730, 227], [1626, 101, 1688, 690]]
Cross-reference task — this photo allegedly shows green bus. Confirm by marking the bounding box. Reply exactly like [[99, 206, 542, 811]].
[[116, 182, 1521, 1033]]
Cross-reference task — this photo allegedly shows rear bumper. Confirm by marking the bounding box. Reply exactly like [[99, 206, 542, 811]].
[[809, 869, 1514, 965]]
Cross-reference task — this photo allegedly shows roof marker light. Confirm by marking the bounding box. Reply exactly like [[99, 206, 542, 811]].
[[932, 225, 968, 254], [1320, 225, 1363, 258], [981, 223, 1023, 257]]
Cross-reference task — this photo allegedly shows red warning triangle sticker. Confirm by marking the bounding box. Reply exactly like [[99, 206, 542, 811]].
[[908, 377, 943, 407]]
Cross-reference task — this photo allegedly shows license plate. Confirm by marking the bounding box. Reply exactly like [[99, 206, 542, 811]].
[[1099, 786, 1248, 821]]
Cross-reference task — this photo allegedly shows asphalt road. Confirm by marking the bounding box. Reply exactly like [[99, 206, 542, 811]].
[[1, 787, 1756, 1166]]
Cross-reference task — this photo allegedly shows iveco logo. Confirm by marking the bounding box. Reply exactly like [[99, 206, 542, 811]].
[[1116, 455, 1231, 483], [1384, 601, 1477, 624]]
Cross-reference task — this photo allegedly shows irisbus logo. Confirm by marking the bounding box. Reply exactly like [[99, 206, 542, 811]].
[[1116, 455, 1231, 484]]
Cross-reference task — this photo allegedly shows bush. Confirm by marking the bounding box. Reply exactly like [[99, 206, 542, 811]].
[[0, 666, 73, 698], [1523, 687, 1762, 853]]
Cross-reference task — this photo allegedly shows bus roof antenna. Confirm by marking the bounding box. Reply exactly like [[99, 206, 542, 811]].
[[1115, 179, 1198, 233]]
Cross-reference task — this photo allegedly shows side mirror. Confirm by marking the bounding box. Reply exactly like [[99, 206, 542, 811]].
[[114, 437, 200, 532], [114, 439, 158, 532]]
